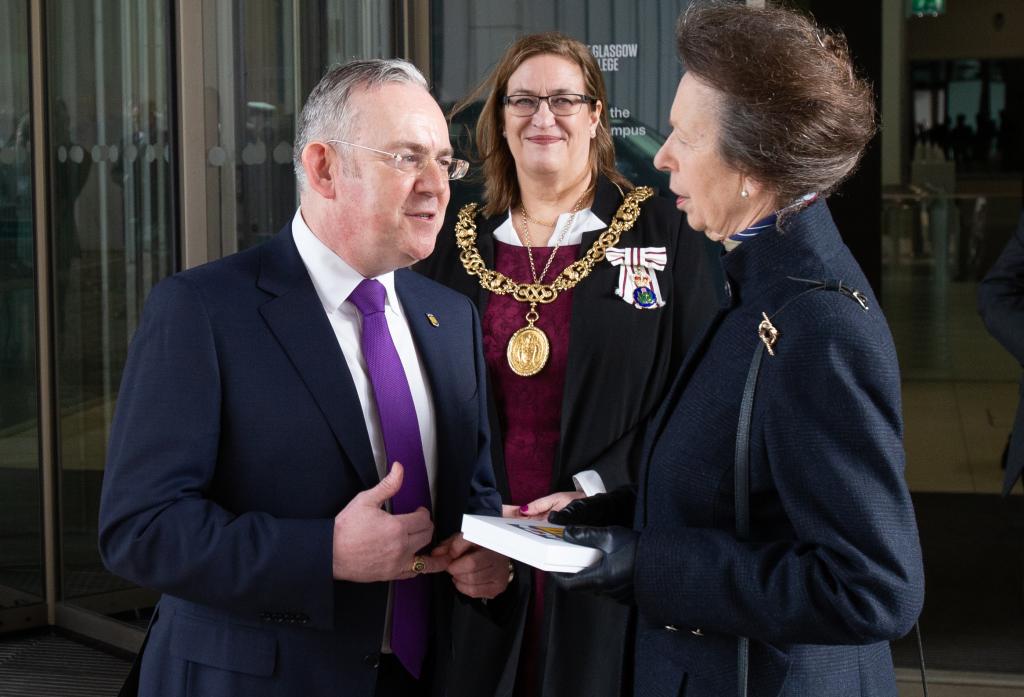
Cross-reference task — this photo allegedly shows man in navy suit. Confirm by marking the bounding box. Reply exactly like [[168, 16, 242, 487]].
[[99, 59, 509, 697], [979, 211, 1024, 496]]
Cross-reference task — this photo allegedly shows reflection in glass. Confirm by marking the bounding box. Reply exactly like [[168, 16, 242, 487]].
[[47, 0, 176, 613], [0, 0, 42, 610], [203, 0, 393, 253], [203, 0, 300, 253]]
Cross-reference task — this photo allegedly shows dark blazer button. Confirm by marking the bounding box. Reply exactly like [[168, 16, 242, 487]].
[[363, 653, 380, 669]]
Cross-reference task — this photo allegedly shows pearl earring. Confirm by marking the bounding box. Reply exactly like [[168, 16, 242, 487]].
[[740, 189, 749, 199]]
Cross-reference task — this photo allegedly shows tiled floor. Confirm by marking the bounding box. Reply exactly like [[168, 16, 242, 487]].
[[902, 380, 1017, 494], [887, 261, 1020, 495]]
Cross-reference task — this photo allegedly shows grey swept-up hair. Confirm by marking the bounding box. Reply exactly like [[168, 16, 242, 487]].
[[293, 58, 429, 191]]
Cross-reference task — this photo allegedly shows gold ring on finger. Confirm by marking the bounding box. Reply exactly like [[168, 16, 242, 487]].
[[411, 555, 426, 574]]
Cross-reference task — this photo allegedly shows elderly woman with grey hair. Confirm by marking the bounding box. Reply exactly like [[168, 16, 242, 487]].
[[551, 3, 925, 696]]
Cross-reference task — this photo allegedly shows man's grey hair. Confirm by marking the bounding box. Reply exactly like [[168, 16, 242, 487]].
[[293, 58, 429, 191]]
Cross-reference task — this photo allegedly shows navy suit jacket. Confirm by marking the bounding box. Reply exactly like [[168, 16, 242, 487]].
[[98, 224, 501, 697], [978, 211, 1024, 496], [634, 201, 924, 697]]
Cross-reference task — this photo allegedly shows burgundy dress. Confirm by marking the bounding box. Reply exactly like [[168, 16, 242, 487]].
[[482, 239, 578, 697]]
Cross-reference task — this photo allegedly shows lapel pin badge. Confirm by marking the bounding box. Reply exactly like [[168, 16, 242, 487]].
[[426, 313, 440, 327]]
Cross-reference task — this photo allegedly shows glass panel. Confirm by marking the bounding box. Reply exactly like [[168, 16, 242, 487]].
[[202, 0, 297, 254], [911, 58, 1022, 174], [203, 0, 394, 254], [0, 0, 42, 611], [48, 0, 176, 618], [883, 45, 1024, 673]]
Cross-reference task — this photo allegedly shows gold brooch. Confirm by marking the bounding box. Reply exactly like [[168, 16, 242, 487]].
[[757, 312, 779, 356]]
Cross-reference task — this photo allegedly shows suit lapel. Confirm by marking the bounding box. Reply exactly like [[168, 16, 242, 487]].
[[256, 228, 378, 490], [396, 271, 464, 534]]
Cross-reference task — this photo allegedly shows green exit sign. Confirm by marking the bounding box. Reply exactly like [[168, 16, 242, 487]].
[[909, 0, 945, 16]]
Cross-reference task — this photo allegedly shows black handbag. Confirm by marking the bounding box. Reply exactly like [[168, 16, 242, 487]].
[[733, 277, 928, 697]]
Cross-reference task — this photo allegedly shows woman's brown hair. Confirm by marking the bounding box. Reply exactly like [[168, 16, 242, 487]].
[[676, 1, 877, 206], [451, 32, 632, 218]]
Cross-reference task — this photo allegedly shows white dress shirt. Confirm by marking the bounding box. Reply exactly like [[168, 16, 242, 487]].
[[492, 207, 606, 247]]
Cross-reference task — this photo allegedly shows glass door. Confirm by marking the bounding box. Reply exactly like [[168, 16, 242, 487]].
[[200, 0, 395, 256], [47, 0, 177, 640], [0, 0, 45, 634], [0, 0, 406, 650]]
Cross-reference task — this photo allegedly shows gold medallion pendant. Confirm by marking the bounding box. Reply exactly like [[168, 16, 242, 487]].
[[507, 305, 550, 376]]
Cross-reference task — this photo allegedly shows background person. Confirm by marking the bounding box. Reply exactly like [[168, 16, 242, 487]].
[[553, 5, 925, 696], [99, 59, 509, 697], [978, 210, 1024, 495], [416, 31, 718, 697]]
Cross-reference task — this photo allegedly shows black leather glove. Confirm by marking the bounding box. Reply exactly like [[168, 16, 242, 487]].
[[550, 525, 638, 604], [547, 486, 637, 528]]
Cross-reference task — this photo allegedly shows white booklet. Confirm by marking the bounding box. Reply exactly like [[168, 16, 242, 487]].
[[461, 514, 601, 573]]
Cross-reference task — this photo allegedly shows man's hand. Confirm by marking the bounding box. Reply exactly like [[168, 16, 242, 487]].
[[501, 491, 586, 520], [332, 463, 448, 582], [432, 533, 510, 599]]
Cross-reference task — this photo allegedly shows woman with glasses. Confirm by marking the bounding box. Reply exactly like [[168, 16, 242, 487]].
[[416, 32, 718, 697]]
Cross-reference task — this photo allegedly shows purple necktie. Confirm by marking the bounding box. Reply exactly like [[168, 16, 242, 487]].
[[348, 278, 431, 679]]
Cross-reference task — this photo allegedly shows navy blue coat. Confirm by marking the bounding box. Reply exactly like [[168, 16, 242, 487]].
[[98, 225, 501, 697], [977, 211, 1024, 496], [634, 201, 925, 697]]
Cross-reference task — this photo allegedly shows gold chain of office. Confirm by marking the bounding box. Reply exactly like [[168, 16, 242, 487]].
[[453, 185, 654, 304]]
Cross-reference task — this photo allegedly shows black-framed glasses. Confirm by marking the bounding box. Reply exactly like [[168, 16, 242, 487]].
[[325, 139, 469, 180], [502, 93, 595, 117]]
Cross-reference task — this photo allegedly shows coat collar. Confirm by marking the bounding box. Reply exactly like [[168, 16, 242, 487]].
[[720, 198, 843, 295]]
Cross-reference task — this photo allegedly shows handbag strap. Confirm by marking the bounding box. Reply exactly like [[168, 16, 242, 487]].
[[734, 340, 766, 697], [732, 278, 927, 697], [915, 622, 930, 697]]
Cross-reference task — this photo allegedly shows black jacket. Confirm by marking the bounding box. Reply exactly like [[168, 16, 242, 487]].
[[416, 175, 720, 697]]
